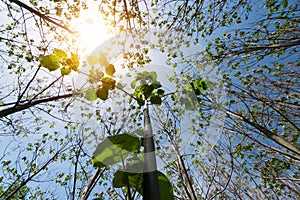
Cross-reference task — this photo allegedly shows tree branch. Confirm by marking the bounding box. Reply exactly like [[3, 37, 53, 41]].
[[0, 93, 77, 118], [224, 108, 300, 156], [216, 39, 300, 59], [9, 0, 73, 33], [80, 168, 105, 200]]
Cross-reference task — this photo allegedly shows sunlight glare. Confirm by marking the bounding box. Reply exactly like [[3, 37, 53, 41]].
[[70, 5, 112, 54]]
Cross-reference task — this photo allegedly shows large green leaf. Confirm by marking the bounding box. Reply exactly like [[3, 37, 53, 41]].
[[92, 134, 141, 168], [112, 170, 143, 190], [157, 171, 174, 200], [112, 170, 126, 188], [112, 169, 174, 200]]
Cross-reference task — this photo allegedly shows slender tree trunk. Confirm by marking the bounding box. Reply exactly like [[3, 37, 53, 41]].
[[143, 100, 161, 200]]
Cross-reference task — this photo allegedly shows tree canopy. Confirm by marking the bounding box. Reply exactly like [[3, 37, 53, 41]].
[[0, 0, 299, 199]]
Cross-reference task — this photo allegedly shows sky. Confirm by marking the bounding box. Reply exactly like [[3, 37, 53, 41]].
[[1, 0, 298, 199]]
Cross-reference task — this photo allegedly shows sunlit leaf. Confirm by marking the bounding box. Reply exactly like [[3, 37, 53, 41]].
[[40, 54, 60, 71], [60, 66, 71, 76], [131, 80, 137, 89], [92, 134, 141, 168], [70, 53, 80, 71], [53, 48, 67, 58], [105, 64, 116, 76], [85, 87, 97, 101]]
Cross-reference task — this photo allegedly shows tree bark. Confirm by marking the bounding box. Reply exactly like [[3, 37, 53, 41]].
[[143, 100, 161, 200]]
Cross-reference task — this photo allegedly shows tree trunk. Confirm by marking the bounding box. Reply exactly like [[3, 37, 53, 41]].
[[143, 100, 161, 200]]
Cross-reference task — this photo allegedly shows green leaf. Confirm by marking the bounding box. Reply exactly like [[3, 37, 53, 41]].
[[130, 80, 137, 89], [149, 71, 158, 81], [142, 85, 154, 99], [157, 171, 174, 200], [150, 95, 162, 105], [137, 98, 145, 106], [112, 170, 174, 200], [125, 159, 144, 173], [157, 89, 165, 97], [60, 66, 71, 76], [191, 77, 209, 95], [105, 64, 116, 76], [112, 170, 127, 188], [132, 71, 164, 105], [102, 77, 116, 90], [112, 170, 143, 193], [53, 48, 67, 58], [85, 87, 98, 101], [92, 134, 141, 168], [152, 83, 162, 89], [40, 54, 60, 71], [70, 53, 79, 71], [96, 87, 108, 101]]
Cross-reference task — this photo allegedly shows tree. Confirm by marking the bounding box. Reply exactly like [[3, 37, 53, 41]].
[[0, 0, 299, 199]]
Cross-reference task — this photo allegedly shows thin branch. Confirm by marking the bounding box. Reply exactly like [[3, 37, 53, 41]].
[[209, 146, 234, 200], [2, 146, 65, 200], [216, 39, 300, 59], [9, 0, 73, 33], [30, 76, 62, 102]]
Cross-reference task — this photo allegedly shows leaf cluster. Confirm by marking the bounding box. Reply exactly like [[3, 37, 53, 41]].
[[40, 49, 79, 75], [85, 53, 117, 101], [131, 71, 165, 106]]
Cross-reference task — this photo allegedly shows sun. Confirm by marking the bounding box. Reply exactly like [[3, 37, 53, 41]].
[[70, 4, 112, 54]]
